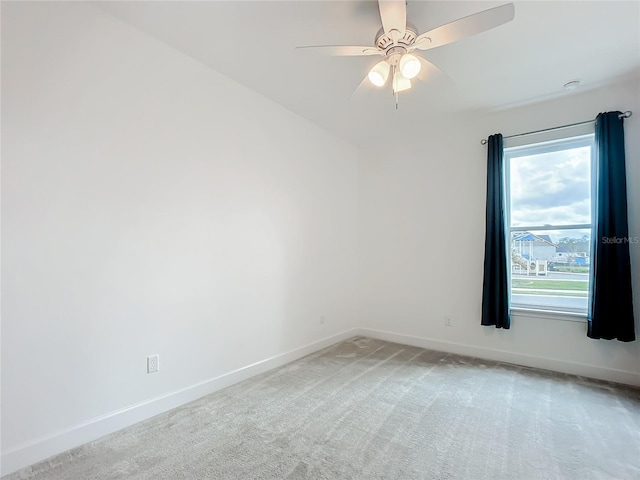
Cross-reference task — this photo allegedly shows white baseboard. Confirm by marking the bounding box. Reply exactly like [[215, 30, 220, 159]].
[[359, 328, 640, 387], [0, 328, 360, 477]]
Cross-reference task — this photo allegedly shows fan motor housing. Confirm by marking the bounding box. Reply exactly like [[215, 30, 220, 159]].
[[374, 23, 418, 55], [385, 47, 406, 66]]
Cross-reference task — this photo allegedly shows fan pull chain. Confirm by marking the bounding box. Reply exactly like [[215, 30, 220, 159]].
[[392, 65, 399, 110]]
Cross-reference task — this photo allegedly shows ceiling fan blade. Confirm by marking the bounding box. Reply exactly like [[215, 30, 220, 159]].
[[392, 71, 411, 93], [296, 45, 383, 56], [413, 54, 453, 85], [378, 0, 406, 37], [351, 74, 380, 101], [414, 3, 515, 51]]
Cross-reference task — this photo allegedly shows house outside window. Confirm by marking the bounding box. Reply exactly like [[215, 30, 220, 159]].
[[504, 133, 594, 316]]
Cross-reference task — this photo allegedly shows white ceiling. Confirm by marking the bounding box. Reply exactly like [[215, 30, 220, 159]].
[[95, 1, 640, 147]]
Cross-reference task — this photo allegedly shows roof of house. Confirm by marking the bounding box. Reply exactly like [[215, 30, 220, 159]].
[[513, 232, 557, 247]]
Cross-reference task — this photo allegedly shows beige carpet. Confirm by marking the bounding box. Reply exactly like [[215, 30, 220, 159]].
[[6, 337, 640, 480]]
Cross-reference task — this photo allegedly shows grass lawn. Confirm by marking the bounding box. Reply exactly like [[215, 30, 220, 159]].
[[511, 278, 588, 291]]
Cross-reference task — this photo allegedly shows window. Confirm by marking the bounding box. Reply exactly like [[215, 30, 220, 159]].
[[504, 134, 594, 315]]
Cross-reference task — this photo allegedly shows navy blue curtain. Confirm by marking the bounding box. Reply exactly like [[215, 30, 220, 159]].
[[588, 112, 635, 341], [482, 134, 510, 329]]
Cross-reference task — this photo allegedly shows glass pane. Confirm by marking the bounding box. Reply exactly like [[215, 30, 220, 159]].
[[509, 145, 591, 227], [510, 229, 590, 314]]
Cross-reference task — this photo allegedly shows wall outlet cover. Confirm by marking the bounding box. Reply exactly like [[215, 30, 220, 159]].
[[147, 354, 159, 374]]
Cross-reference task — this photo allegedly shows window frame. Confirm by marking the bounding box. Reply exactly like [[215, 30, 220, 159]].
[[503, 133, 595, 318]]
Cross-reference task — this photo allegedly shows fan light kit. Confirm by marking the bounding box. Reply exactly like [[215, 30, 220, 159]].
[[297, 1, 515, 108]]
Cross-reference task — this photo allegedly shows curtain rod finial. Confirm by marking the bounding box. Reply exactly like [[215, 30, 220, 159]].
[[481, 139, 488, 145]]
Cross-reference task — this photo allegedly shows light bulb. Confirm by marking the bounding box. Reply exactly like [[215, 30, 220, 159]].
[[399, 54, 421, 79], [368, 61, 390, 87]]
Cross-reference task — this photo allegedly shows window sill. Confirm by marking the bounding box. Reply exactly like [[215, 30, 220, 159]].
[[510, 307, 587, 323]]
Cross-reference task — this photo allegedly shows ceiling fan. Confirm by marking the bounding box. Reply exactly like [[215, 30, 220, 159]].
[[297, 1, 515, 107]]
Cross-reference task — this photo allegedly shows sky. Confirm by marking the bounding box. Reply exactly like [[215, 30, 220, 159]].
[[508, 144, 591, 242]]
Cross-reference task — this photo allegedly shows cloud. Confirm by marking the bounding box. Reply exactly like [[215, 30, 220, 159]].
[[509, 145, 591, 226]]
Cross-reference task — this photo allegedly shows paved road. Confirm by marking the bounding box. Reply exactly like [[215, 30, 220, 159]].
[[511, 293, 587, 312]]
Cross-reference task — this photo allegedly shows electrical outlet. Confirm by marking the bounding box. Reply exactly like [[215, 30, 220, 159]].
[[147, 354, 159, 374], [444, 316, 452, 327]]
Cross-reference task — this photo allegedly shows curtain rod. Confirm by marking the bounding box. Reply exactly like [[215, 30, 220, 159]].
[[480, 111, 632, 145]]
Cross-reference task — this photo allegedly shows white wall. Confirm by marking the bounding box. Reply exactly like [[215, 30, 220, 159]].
[[358, 76, 640, 386], [1, 2, 359, 474]]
